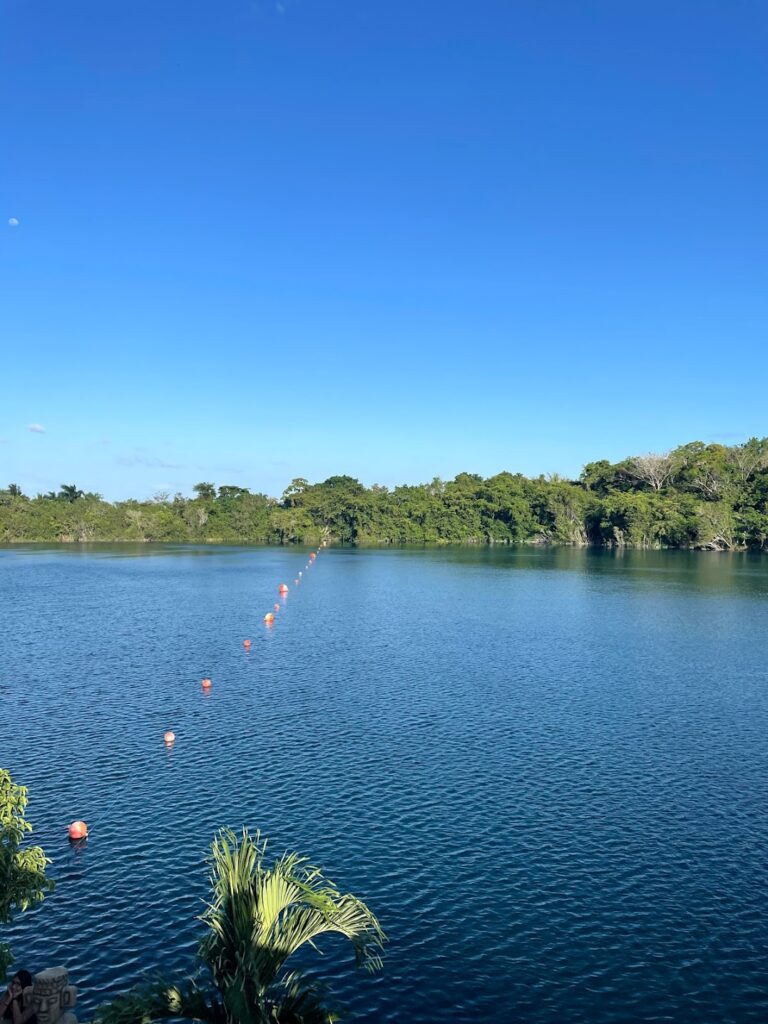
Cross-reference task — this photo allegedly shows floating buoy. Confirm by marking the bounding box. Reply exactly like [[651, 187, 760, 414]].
[[310, 552, 316, 561], [298, 571, 302, 577], [68, 820, 88, 841], [164, 730, 176, 744], [279, 583, 289, 594], [274, 603, 280, 611], [243, 639, 251, 649], [294, 579, 299, 585], [202, 678, 212, 690], [264, 612, 275, 624]]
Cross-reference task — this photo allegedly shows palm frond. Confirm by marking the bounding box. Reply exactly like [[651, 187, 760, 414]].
[[263, 971, 339, 1024], [95, 975, 224, 1024], [101, 829, 386, 1024], [201, 830, 385, 992]]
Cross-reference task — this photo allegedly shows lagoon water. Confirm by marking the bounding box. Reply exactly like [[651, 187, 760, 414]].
[[2, 545, 768, 1023]]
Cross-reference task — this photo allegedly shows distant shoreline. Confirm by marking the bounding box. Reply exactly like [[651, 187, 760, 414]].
[[1, 538, 766, 554], [3, 439, 768, 551]]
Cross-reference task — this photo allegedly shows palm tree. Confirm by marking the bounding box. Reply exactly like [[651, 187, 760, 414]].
[[96, 829, 385, 1024], [59, 483, 84, 502]]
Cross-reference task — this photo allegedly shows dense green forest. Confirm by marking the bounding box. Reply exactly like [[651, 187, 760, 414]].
[[2, 439, 768, 549]]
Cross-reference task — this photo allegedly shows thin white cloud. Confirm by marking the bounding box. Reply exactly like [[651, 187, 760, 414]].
[[28, 423, 46, 433], [116, 453, 185, 470], [8, 218, 19, 227]]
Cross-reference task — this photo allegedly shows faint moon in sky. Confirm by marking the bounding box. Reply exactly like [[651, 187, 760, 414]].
[[8, 218, 19, 227]]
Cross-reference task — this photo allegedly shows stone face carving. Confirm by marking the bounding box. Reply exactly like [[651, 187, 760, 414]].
[[22, 967, 77, 1024]]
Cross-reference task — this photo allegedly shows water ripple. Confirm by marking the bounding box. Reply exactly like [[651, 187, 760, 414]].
[[2, 546, 768, 1022]]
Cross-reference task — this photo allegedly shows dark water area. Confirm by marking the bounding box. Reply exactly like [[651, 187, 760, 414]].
[[1, 545, 768, 1023]]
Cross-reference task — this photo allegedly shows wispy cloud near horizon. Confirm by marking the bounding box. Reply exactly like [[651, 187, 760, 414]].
[[116, 453, 186, 470], [28, 423, 46, 433]]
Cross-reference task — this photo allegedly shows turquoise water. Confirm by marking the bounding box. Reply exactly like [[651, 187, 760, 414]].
[[2, 545, 768, 1022]]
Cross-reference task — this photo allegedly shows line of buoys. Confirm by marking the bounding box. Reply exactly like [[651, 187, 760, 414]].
[[264, 550, 320, 624], [68, 548, 327, 839]]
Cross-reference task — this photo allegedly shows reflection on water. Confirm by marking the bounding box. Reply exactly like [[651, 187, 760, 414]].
[[2, 545, 768, 1023]]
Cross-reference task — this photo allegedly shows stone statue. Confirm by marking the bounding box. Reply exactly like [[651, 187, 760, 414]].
[[22, 967, 77, 1024]]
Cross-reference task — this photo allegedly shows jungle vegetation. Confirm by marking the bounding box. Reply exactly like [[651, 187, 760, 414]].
[[0, 770, 54, 974], [2, 439, 768, 550]]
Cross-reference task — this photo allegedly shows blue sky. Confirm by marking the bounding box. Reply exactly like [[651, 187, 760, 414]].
[[2, 0, 766, 500]]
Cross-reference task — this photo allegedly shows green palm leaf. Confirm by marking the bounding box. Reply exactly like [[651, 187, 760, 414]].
[[95, 975, 224, 1024], [98, 828, 386, 1024]]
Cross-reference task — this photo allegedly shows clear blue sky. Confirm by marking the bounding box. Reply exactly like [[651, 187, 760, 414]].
[[2, 0, 766, 500]]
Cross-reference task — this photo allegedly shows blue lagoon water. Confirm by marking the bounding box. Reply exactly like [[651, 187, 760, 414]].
[[2, 545, 768, 1022]]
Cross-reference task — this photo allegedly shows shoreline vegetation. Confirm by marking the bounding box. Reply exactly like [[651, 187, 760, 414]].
[[2, 439, 768, 551]]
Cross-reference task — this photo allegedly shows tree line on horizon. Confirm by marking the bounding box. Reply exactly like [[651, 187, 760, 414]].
[[2, 438, 768, 550]]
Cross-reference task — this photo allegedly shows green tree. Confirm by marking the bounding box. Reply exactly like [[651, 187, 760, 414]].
[[217, 486, 250, 500], [270, 506, 316, 545], [296, 477, 368, 544], [579, 460, 630, 494], [193, 483, 217, 501], [0, 770, 54, 974], [736, 507, 768, 549], [281, 479, 310, 507], [477, 472, 537, 542], [671, 442, 732, 500], [96, 828, 385, 1024], [58, 484, 84, 503], [7, 484, 23, 497], [694, 500, 738, 550], [728, 437, 768, 483]]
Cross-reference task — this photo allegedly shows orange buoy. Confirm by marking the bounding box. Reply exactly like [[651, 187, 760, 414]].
[[201, 678, 212, 690], [164, 730, 176, 744], [68, 820, 88, 841], [279, 583, 289, 594], [243, 639, 251, 649], [264, 612, 275, 624], [310, 552, 316, 560]]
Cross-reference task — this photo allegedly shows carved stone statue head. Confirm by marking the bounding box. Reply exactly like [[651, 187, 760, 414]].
[[27, 967, 78, 1024]]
